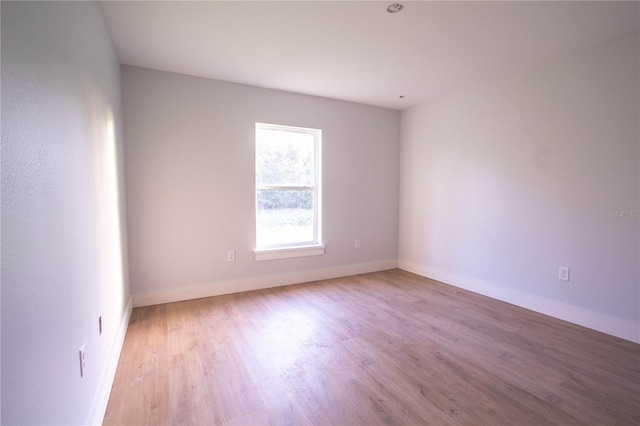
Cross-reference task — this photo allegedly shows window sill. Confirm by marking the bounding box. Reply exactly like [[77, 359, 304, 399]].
[[254, 245, 325, 261]]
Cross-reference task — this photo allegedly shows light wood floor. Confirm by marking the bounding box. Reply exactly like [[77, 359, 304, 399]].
[[104, 269, 639, 425]]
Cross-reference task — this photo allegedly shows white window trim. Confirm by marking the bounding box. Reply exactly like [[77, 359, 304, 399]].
[[254, 244, 325, 262], [255, 123, 323, 259]]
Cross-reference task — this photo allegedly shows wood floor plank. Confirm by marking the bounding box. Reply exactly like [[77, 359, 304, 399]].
[[104, 269, 640, 425]]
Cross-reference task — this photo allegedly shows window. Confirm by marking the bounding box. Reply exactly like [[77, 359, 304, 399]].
[[254, 123, 323, 261]]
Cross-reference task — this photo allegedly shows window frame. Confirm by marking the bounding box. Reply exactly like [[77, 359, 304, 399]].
[[253, 122, 324, 261]]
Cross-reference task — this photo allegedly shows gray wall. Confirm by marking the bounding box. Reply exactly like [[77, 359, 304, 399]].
[[399, 31, 639, 340], [122, 66, 400, 301], [1, 2, 130, 424]]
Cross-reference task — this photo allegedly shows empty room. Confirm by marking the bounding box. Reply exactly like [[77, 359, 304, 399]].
[[1, 1, 639, 425]]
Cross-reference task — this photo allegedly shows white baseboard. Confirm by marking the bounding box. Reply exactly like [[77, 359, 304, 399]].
[[398, 260, 640, 344], [132, 259, 398, 307], [88, 297, 133, 425]]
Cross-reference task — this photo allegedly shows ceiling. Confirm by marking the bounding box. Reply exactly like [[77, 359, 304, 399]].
[[100, 1, 639, 110]]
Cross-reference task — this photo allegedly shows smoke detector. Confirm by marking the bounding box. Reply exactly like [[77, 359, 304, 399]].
[[387, 3, 404, 13]]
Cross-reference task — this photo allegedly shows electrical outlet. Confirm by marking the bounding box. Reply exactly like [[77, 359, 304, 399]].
[[559, 266, 570, 281], [355, 239, 360, 249], [227, 250, 236, 262], [79, 344, 86, 378]]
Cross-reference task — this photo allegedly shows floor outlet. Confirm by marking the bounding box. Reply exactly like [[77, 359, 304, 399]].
[[79, 344, 86, 378]]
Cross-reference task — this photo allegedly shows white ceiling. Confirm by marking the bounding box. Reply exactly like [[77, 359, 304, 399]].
[[100, 1, 639, 110]]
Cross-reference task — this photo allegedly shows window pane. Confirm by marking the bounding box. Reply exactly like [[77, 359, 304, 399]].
[[257, 189, 313, 246], [256, 129, 315, 186]]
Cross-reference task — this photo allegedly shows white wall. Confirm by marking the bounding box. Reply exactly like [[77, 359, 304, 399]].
[[123, 66, 399, 305], [1, 2, 131, 424], [399, 31, 640, 342]]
